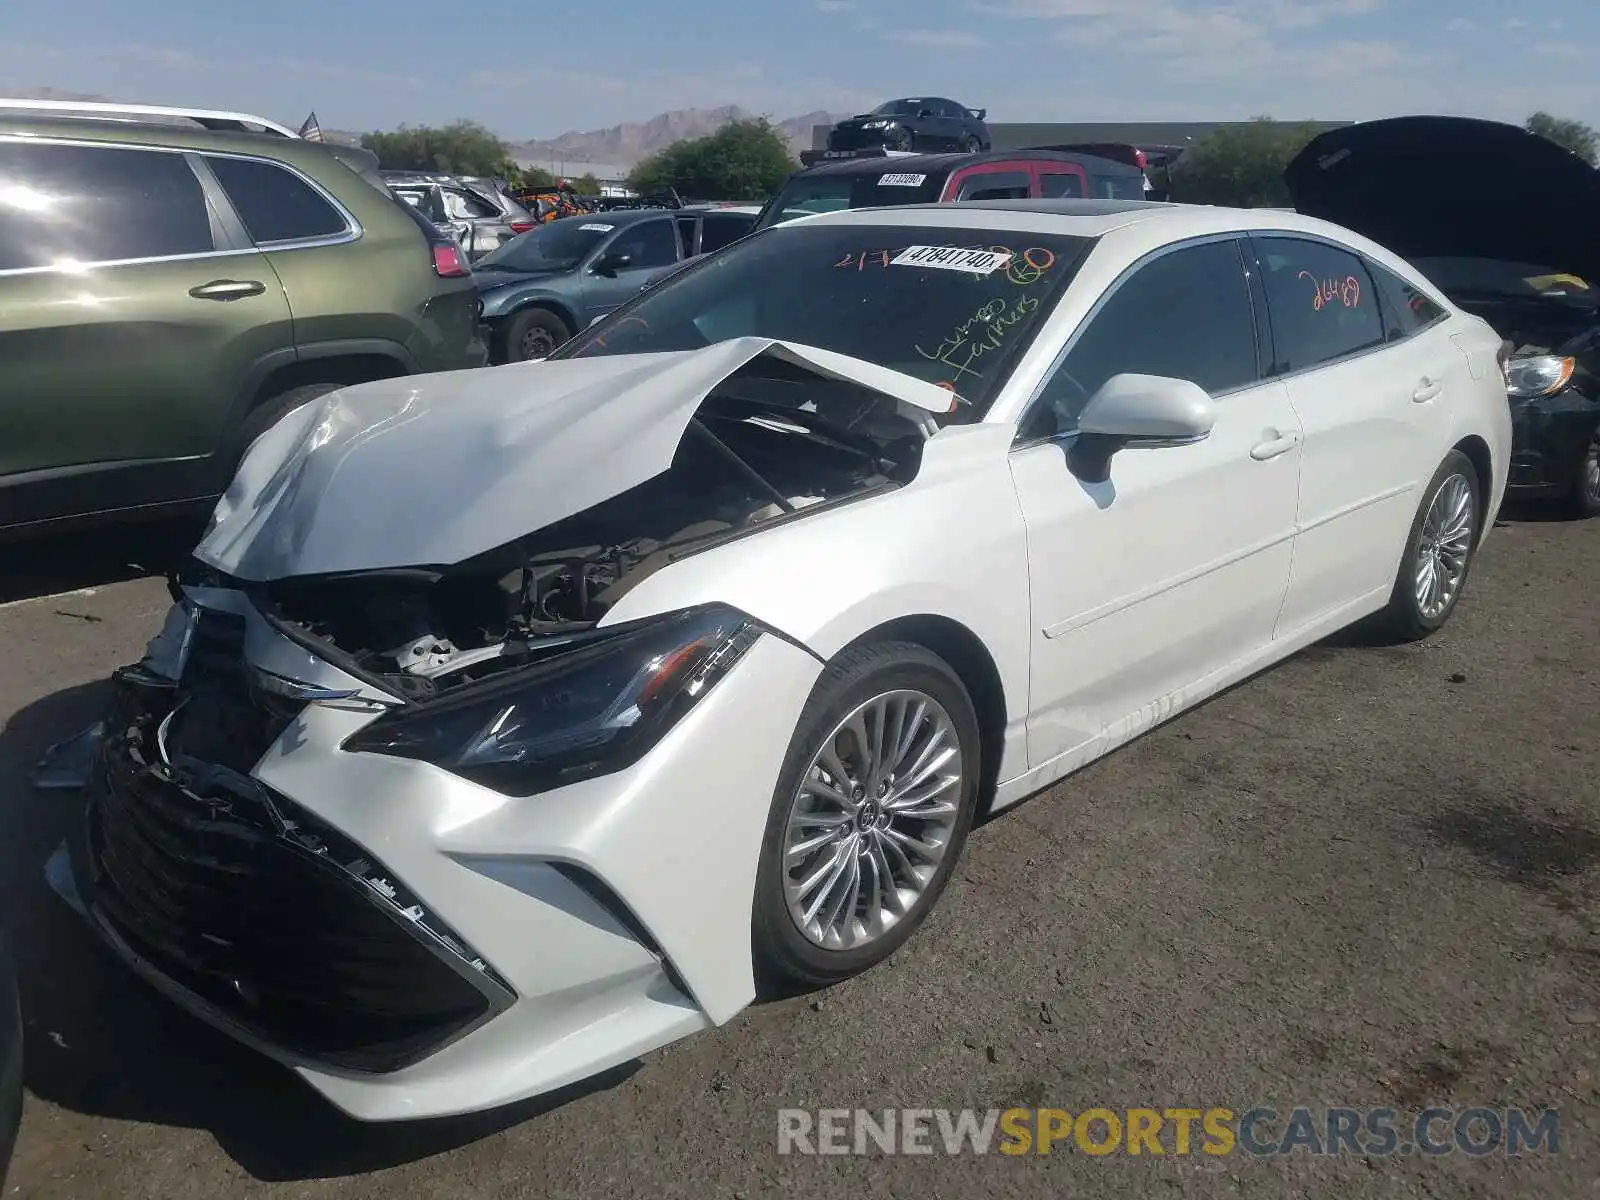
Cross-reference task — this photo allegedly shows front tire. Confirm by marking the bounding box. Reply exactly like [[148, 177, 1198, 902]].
[[1564, 427, 1600, 518], [752, 642, 981, 992], [502, 307, 572, 363], [1376, 450, 1481, 641]]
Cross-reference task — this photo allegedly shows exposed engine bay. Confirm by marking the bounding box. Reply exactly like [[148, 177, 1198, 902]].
[[251, 360, 932, 699]]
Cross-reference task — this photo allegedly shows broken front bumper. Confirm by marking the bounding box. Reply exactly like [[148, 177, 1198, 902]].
[[49, 593, 822, 1121]]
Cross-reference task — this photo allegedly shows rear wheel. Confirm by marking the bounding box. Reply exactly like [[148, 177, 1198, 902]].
[[1565, 427, 1600, 518], [962, 134, 981, 153], [502, 307, 572, 363], [753, 642, 981, 992], [1375, 450, 1481, 641], [238, 382, 342, 456]]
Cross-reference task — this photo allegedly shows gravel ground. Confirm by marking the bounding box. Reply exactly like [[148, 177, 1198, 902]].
[[1, 507, 1596, 1199]]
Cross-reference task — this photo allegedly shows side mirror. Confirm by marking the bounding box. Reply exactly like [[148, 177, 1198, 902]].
[[1068, 373, 1215, 483], [592, 253, 633, 276]]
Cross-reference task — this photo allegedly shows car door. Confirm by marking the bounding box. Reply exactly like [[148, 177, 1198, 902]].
[[1249, 234, 1450, 635], [1007, 237, 1303, 768], [201, 152, 425, 366], [0, 139, 292, 504], [931, 100, 967, 148], [579, 218, 681, 321]]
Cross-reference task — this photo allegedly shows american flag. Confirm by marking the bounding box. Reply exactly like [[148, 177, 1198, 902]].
[[298, 111, 324, 142]]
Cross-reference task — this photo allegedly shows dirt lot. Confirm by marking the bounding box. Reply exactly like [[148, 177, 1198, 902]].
[[1, 508, 1596, 1199]]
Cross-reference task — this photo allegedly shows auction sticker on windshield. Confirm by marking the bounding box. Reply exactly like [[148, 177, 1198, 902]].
[[580, 223, 615, 232], [891, 245, 1013, 274], [878, 174, 928, 187]]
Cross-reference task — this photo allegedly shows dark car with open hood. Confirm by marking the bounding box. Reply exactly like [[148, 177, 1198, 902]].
[[1287, 115, 1600, 516]]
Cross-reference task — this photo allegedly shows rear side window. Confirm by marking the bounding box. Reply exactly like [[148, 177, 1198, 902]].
[[1028, 239, 1259, 437], [1095, 174, 1146, 200], [1039, 171, 1084, 198], [442, 188, 497, 220], [0, 141, 213, 270], [952, 170, 1029, 201], [1368, 259, 1446, 341], [206, 155, 349, 244], [1256, 235, 1384, 372]]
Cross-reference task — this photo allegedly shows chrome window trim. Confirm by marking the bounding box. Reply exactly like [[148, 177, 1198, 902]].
[[1012, 231, 1262, 446], [0, 134, 360, 277]]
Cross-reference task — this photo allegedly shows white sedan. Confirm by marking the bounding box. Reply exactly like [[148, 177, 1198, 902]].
[[51, 199, 1511, 1121]]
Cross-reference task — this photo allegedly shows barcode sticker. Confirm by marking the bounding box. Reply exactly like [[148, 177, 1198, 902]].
[[580, 223, 615, 232], [877, 173, 928, 187], [890, 245, 1013, 274]]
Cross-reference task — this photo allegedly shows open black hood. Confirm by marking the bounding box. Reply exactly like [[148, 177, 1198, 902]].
[[1285, 116, 1600, 283]]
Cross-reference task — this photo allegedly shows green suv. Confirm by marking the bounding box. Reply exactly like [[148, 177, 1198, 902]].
[[0, 101, 488, 536]]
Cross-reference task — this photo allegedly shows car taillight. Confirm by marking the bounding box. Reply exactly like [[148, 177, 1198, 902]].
[[432, 244, 470, 278], [508, 220, 535, 234], [1135, 149, 1148, 170]]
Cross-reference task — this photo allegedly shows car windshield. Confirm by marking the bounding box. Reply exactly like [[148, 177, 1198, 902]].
[[1413, 257, 1596, 308], [757, 171, 945, 229], [475, 217, 613, 272], [873, 100, 925, 116], [554, 221, 1094, 417]]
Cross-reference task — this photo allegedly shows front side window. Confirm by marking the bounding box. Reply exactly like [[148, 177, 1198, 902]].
[[206, 155, 348, 244], [0, 141, 213, 270], [556, 222, 1095, 417], [699, 213, 753, 254], [605, 219, 679, 269], [1255, 235, 1384, 373], [1026, 239, 1259, 438], [1368, 259, 1446, 341]]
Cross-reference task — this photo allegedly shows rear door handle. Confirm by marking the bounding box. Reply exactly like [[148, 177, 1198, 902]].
[[1250, 430, 1300, 461], [189, 279, 266, 301], [1413, 377, 1443, 403]]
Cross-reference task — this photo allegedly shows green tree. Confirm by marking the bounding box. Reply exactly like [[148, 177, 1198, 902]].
[[512, 165, 557, 191], [629, 118, 795, 200], [1525, 111, 1598, 164], [570, 172, 602, 194], [1167, 117, 1323, 208], [360, 120, 517, 176]]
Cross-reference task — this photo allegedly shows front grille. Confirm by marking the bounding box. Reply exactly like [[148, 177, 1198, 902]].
[[81, 618, 512, 1074]]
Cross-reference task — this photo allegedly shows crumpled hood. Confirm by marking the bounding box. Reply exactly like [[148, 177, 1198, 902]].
[[1285, 116, 1600, 282], [195, 337, 956, 582]]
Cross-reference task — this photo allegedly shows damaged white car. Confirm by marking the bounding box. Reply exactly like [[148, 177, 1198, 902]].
[[48, 200, 1511, 1121]]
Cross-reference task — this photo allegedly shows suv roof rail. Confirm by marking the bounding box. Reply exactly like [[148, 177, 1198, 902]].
[[0, 98, 300, 138]]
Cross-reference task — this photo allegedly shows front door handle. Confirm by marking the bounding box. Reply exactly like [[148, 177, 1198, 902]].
[[1413, 377, 1443, 403], [1250, 430, 1300, 461], [189, 279, 266, 301]]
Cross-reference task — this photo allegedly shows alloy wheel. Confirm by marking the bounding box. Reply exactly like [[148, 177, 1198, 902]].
[[1582, 433, 1600, 505], [1414, 472, 1475, 619], [781, 689, 965, 951]]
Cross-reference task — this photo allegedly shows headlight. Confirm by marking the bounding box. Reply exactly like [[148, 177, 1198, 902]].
[[1505, 355, 1575, 399], [862, 120, 889, 130], [343, 605, 762, 796]]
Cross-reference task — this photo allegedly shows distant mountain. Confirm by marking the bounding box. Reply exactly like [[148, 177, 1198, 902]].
[[512, 106, 853, 168]]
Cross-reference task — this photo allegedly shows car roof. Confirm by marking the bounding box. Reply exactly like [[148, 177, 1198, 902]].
[[0, 112, 369, 173], [549, 207, 674, 227], [792, 148, 1142, 178], [780, 198, 1387, 247]]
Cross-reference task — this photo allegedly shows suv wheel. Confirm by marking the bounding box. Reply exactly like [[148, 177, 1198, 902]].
[[1566, 427, 1600, 519], [238, 382, 342, 457]]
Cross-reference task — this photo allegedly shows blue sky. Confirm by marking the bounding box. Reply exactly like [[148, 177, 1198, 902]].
[[2, 0, 1595, 138]]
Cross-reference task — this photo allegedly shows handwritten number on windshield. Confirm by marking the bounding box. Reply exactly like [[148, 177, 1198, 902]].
[[835, 250, 895, 270]]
